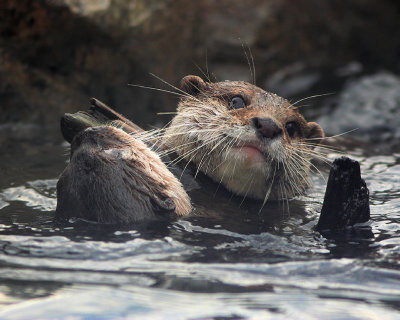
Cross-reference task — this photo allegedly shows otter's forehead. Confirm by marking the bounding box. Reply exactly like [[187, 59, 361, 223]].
[[208, 80, 291, 109]]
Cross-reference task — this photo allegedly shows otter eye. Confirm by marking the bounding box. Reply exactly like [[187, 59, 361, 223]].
[[285, 121, 299, 138], [228, 96, 246, 109]]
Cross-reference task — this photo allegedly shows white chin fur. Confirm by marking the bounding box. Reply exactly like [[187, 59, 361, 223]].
[[204, 139, 287, 200]]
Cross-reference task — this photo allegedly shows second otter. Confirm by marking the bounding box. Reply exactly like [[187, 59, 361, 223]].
[[56, 126, 191, 223]]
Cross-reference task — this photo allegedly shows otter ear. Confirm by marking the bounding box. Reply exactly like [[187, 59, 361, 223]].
[[180, 75, 207, 95], [306, 122, 324, 146]]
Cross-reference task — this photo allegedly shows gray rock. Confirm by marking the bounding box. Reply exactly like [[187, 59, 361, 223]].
[[318, 72, 400, 141]]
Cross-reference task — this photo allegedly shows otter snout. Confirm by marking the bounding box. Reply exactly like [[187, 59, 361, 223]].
[[252, 117, 282, 140]]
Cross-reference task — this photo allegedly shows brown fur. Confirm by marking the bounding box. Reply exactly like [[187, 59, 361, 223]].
[[56, 126, 191, 223], [56, 75, 324, 223], [163, 76, 324, 202]]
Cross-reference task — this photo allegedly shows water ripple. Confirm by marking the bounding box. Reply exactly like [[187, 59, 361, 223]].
[[1, 147, 400, 318], [1, 179, 57, 212]]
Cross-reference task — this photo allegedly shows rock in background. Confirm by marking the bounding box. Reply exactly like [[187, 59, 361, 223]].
[[318, 72, 400, 141], [1, 0, 400, 136]]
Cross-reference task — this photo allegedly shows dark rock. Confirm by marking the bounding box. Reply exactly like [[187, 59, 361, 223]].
[[316, 157, 370, 232], [1, 0, 400, 129], [0, 0, 159, 126]]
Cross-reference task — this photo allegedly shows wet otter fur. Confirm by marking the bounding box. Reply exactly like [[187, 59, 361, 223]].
[[56, 126, 191, 224], [56, 76, 325, 223], [163, 76, 324, 203]]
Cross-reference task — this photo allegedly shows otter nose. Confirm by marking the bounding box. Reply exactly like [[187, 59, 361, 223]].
[[252, 117, 282, 139]]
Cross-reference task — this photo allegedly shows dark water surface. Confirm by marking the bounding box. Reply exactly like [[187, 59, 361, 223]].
[[0, 123, 400, 320]]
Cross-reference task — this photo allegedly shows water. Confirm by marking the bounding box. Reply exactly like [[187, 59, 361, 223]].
[[0, 123, 399, 320]]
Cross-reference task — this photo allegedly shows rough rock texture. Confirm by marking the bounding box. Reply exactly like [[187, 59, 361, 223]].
[[1, 0, 400, 127], [0, 0, 159, 126], [318, 72, 400, 141]]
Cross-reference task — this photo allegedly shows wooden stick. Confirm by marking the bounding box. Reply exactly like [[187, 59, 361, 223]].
[[89, 98, 143, 133], [60, 98, 144, 143]]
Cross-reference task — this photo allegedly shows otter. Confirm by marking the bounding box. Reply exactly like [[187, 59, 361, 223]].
[[56, 126, 191, 224], [56, 76, 324, 223], [163, 75, 324, 203]]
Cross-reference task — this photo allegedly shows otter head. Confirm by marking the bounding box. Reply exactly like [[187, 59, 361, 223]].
[[163, 75, 324, 201]]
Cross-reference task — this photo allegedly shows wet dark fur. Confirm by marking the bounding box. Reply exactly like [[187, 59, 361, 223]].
[[56, 126, 191, 224]]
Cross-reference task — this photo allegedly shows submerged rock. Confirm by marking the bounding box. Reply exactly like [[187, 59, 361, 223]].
[[316, 157, 370, 232]]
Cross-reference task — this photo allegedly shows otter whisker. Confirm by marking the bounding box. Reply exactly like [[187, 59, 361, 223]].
[[291, 92, 334, 107], [193, 61, 213, 84], [228, 144, 242, 184], [128, 84, 188, 98], [222, 127, 245, 157], [279, 179, 290, 217], [134, 128, 163, 138], [149, 73, 202, 102], [167, 135, 223, 178], [287, 152, 311, 184], [159, 126, 221, 138], [226, 133, 246, 185], [239, 171, 257, 207], [166, 134, 222, 153], [194, 135, 230, 178], [161, 131, 225, 157], [306, 128, 358, 141], [293, 151, 331, 168], [222, 135, 240, 161], [205, 49, 211, 83], [179, 152, 199, 180], [241, 41, 256, 85], [289, 149, 327, 184], [249, 46, 256, 85], [281, 159, 300, 200], [282, 158, 306, 196], [159, 121, 227, 132], [209, 133, 244, 190], [166, 134, 225, 168], [290, 142, 336, 158], [296, 142, 345, 154], [291, 148, 332, 163], [290, 145, 334, 167], [156, 112, 179, 115], [209, 145, 236, 174], [213, 157, 231, 196], [278, 180, 285, 213], [157, 139, 199, 157], [161, 127, 227, 140], [259, 164, 277, 214], [166, 139, 219, 167]]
